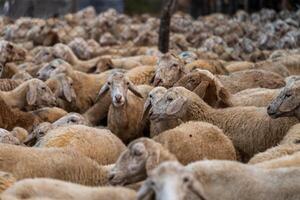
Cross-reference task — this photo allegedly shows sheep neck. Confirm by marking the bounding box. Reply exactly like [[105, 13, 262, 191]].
[[110, 102, 129, 128], [186, 99, 215, 123], [0, 86, 27, 109]]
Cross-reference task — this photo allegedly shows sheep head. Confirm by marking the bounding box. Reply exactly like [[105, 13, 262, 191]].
[[153, 53, 186, 88], [25, 122, 53, 146], [33, 47, 55, 64], [0, 40, 27, 64], [52, 113, 90, 127], [46, 74, 76, 103], [137, 161, 207, 200], [25, 79, 57, 109], [267, 77, 300, 119], [109, 138, 176, 186], [143, 87, 167, 121], [53, 43, 76, 64], [97, 72, 143, 107], [37, 59, 72, 81], [174, 70, 233, 108]]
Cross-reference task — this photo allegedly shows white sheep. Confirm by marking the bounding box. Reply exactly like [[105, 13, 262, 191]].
[[137, 161, 300, 200]]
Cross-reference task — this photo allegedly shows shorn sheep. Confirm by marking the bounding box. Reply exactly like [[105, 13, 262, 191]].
[[97, 72, 152, 144], [2, 178, 137, 200], [149, 87, 298, 161], [35, 125, 126, 165], [0, 144, 113, 186], [137, 161, 300, 200]]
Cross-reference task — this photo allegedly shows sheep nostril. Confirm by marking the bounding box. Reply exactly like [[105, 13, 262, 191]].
[[108, 173, 115, 181], [115, 95, 122, 102]]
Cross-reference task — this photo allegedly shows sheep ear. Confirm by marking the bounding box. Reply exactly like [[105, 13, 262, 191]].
[[193, 81, 210, 99], [129, 82, 143, 98], [137, 180, 155, 200], [142, 98, 152, 121], [189, 179, 207, 200], [166, 97, 187, 115], [96, 83, 110, 102], [61, 78, 76, 103], [218, 87, 233, 107], [146, 149, 160, 172], [26, 82, 37, 105]]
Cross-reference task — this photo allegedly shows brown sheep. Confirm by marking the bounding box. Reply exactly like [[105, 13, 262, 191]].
[[0, 144, 112, 186], [97, 72, 152, 144], [0, 79, 23, 91], [2, 178, 136, 200], [0, 95, 67, 131], [108, 138, 177, 186], [35, 125, 126, 165], [153, 121, 237, 164], [149, 87, 298, 161], [0, 79, 57, 111]]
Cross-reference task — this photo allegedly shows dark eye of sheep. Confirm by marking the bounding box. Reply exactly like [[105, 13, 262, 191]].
[[172, 63, 178, 68], [38, 131, 45, 137], [285, 93, 292, 98], [126, 82, 130, 85], [182, 176, 190, 183], [149, 94, 153, 98], [50, 65, 56, 70], [167, 96, 174, 101], [149, 180, 155, 187], [69, 118, 77, 123], [41, 86, 46, 90], [107, 82, 111, 85]]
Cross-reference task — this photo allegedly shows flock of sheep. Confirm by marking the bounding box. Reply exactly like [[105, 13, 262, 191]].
[[0, 5, 299, 200]]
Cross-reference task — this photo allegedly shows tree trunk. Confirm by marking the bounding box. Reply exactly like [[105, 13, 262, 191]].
[[158, 0, 177, 53]]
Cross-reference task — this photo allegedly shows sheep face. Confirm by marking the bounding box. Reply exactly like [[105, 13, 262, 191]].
[[33, 47, 54, 64], [149, 87, 188, 123], [0, 41, 26, 64], [52, 113, 89, 127], [137, 162, 206, 200], [153, 53, 185, 88], [46, 74, 76, 103], [26, 79, 57, 109], [25, 122, 52, 146], [37, 59, 70, 81], [109, 140, 152, 186], [97, 72, 143, 107], [143, 87, 167, 120], [53, 43, 73, 62], [267, 78, 300, 119]]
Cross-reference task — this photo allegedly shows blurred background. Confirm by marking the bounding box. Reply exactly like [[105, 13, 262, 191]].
[[0, 0, 299, 19]]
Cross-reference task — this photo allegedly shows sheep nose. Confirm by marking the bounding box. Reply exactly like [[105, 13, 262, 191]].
[[153, 78, 162, 86], [108, 173, 115, 181], [36, 72, 41, 78], [115, 94, 122, 102]]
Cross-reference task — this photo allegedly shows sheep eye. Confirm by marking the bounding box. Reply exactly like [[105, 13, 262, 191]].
[[149, 94, 153, 98], [172, 63, 178, 68], [69, 118, 77, 123], [149, 180, 155, 187], [107, 82, 111, 85], [38, 131, 45, 137], [182, 176, 190, 183], [285, 93, 292, 98], [50, 65, 56, 70], [167, 96, 173, 101], [41, 87, 46, 90], [126, 82, 130, 85]]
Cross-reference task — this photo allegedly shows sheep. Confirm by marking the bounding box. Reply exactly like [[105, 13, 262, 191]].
[[0, 127, 28, 145], [269, 54, 300, 75], [97, 72, 153, 144], [0, 79, 23, 92], [148, 87, 298, 161], [35, 125, 126, 165], [225, 61, 255, 72], [249, 123, 300, 164], [45, 74, 77, 112], [0, 40, 27, 64], [0, 144, 113, 186], [125, 65, 156, 85], [153, 53, 285, 92], [0, 95, 67, 131], [153, 121, 237, 164], [174, 70, 282, 107], [111, 55, 158, 70], [24, 112, 90, 146], [255, 152, 300, 169], [267, 76, 300, 120], [0, 171, 16, 194], [217, 69, 286, 94], [137, 161, 300, 200], [142, 87, 167, 137], [37, 59, 122, 113], [108, 138, 177, 186], [185, 59, 229, 75], [0, 78, 56, 111], [2, 178, 137, 200]]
